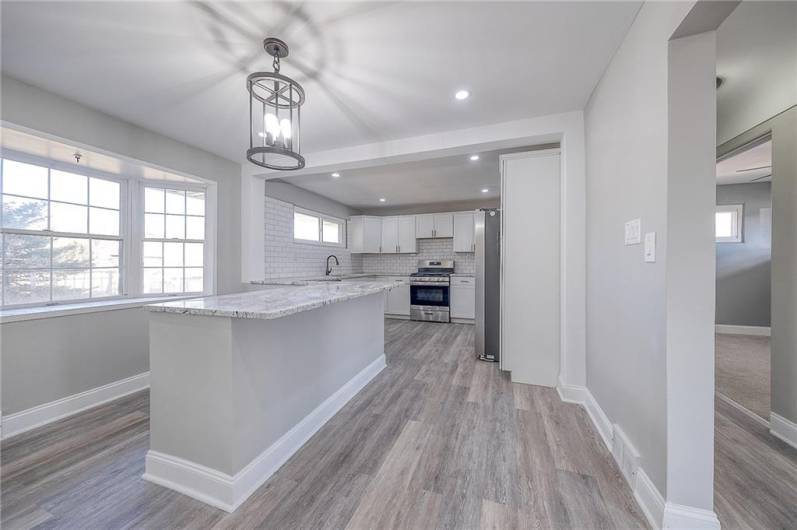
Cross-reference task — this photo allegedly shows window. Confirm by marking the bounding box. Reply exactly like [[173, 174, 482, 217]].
[[716, 204, 743, 243], [293, 207, 344, 247], [142, 186, 206, 294], [1, 158, 123, 306]]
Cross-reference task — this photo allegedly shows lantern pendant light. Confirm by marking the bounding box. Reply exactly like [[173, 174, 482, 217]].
[[246, 37, 305, 170]]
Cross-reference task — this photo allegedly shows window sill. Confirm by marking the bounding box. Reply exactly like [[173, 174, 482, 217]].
[[0, 295, 205, 324]]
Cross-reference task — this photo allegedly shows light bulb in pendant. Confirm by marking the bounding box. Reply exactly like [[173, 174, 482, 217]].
[[264, 113, 281, 142], [280, 119, 292, 140]]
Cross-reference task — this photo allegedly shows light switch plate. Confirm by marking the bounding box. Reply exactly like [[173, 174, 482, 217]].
[[644, 232, 656, 262], [625, 218, 641, 245]]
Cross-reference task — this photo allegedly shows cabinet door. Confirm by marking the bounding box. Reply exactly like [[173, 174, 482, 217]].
[[453, 212, 475, 252], [451, 285, 476, 319], [434, 213, 454, 238], [381, 216, 398, 253], [348, 216, 364, 253], [363, 217, 383, 254], [397, 215, 417, 253], [416, 214, 435, 238], [385, 281, 410, 316]]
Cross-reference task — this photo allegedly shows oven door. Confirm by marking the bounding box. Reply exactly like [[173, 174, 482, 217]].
[[410, 284, 450, 307]]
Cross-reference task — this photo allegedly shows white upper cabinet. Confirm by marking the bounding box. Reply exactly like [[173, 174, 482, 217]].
[[380, 216, 399, 253], [397, 215, 417, 253], [416, 214, 435, 238], [453, 212, 475, 252], [416, 212, 454, 238], [378, 215, 416, 253], [348, 215, 382, 253], [433, 213, 454, 237]]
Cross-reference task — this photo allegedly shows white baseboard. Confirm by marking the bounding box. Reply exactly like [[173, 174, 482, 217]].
[[663, 503, 720, 530], [715, 324, 770, 336], [770, 412, 797, 450], [143, 354, 387, 512], [556, 377, 719, 530], [634, 468, 665, 529], [1, 372, 150, 440]]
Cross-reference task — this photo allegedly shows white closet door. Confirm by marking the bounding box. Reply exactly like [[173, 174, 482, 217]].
[[500, 149, 560, 386]]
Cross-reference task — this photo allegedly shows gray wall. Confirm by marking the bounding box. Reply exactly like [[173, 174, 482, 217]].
[[1, 74, 242, 416], [2, 308, 148, 415], [266, 180, 361, 219], [1, 74, 242, 294], [716, 182, 772, 327], [718, 107, 797, 429], [584, 1, 693, 495]]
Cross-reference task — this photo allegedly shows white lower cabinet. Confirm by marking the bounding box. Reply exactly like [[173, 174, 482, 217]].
[[384, 277, 410, 316], [450, 276, 475, 320]]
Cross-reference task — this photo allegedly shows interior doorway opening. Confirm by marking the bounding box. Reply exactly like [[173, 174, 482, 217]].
[[714, 135, 773, 424]]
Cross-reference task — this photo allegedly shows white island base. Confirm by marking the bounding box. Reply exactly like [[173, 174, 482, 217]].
[[143, 290, 387, 512]]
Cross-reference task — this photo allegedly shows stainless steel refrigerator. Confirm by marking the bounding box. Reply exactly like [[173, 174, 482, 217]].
[[475, 209, 500, 362]]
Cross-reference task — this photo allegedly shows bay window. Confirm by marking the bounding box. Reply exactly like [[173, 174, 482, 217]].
[[0, 153, 212, 309]]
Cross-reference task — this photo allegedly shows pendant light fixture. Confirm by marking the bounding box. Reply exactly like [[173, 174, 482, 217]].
[[246, 37, 305, 170]]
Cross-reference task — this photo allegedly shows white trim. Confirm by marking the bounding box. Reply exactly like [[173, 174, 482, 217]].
[[663, 503, 721, 530], [555, 378, 720, 530], [1, 372, 149, 440], [634, 468, 665, 530], [0, 295, 201, 323], [715, 392, 769, 428], [143, 354, 387, 512], [770, 412, 797, 450], [715, 324, 771, 336]]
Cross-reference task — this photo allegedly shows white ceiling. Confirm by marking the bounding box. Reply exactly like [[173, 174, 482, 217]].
[[285, 149, 500, 209], [716, 138, 772, 186], [1, 1, 640, 163]]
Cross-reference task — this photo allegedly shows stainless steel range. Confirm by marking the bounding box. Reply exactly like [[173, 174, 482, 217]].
[[410, 259, 454, 323]]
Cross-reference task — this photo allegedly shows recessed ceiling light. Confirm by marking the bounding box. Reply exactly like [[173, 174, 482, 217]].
[[481, 188, 489, 193], [331, 172, 340, 178], [454, 89, 470, 100], [469, 154, 480, 161], [379, 198, 386, 203]]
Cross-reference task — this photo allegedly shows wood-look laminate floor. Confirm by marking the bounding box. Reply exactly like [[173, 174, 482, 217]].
[[2, 320, 651, 529]]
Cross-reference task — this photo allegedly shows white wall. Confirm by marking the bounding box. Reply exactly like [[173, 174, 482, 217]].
[[716, 1, 797, 144]]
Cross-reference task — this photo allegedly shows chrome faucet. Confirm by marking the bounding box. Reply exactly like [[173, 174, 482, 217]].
[[325, 255, 340, 276]]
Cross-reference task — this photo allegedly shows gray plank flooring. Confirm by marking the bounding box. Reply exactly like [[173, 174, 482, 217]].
[[3, 320, 652, 529]]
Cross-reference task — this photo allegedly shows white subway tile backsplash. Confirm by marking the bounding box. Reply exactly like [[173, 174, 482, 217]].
[[263, 196, 473, 278], [263, 196, 362, 280], [361, 238, 474, 275]]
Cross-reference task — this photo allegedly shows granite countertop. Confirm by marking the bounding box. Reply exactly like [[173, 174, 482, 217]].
[[146, 278, 398, 320], [450, 273, 475, 277]]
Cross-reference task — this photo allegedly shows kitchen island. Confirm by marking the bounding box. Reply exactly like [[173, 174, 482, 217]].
[[143, 279, 396, 512]]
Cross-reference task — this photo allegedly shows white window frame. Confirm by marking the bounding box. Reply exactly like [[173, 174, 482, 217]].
[[136, 180, 214, 297], [1, 151, 129, 309], [293, 206, 345, 248], [0, 148, 216, 309], [715, 204, 743, 243]]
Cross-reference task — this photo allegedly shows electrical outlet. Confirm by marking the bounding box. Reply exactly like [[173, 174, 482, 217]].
[[625, 218, 641, 245]]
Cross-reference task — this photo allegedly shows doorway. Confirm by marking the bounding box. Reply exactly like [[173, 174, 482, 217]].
[[714, 136, 772, 422]]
